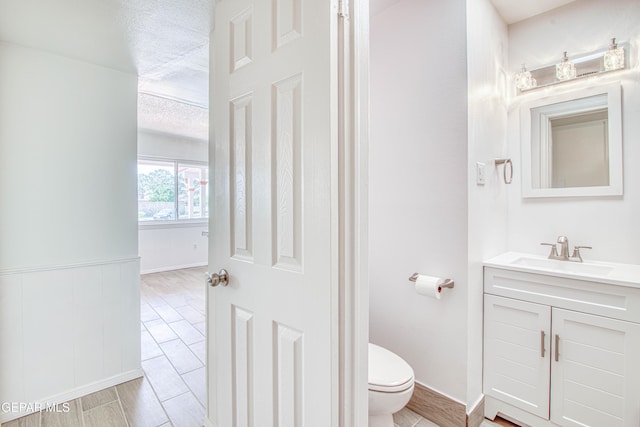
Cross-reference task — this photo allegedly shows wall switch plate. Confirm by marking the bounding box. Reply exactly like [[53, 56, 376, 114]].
[[476, 162, 486, 185]]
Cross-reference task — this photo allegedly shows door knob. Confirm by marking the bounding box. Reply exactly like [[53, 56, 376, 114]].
[[206, 269, 229, 287]]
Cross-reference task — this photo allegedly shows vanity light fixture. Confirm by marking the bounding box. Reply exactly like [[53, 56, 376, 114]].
[[516, 38, 627, 93], [555, 52, 576, 81], [515, 64, 537, 91], [604, 37, 625, 71]]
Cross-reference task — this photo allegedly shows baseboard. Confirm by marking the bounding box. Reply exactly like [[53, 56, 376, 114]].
[[406, 382, 466, 427], [485, 396, 548, 427], [467, 395, 485, 427], [140, 262, 207, 275], [0, 369, 143, 424]]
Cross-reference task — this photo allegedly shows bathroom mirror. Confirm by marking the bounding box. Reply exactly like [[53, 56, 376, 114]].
[[521, 82, 622, 198]]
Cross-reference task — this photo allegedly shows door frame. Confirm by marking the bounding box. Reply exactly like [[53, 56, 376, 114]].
[[336, 0, 369, 426]]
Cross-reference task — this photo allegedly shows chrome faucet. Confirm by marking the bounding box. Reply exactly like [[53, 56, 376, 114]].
[[541, 235, 591, 262], [557, 236, 570, 259]]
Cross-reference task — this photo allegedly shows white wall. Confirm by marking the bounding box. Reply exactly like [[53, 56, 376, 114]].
[[507, 0, 640, 264], [138, 129, 208, 274], [0, 42, 140, 422], [139, 223, 208, 274], [370, 0, 470, 402], [466, 0, 509, 409], [0, 43, 138, 270]]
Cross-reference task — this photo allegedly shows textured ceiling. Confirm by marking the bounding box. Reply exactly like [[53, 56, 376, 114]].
[[138, 93, 209, 141], [0, 0, 213, 108]]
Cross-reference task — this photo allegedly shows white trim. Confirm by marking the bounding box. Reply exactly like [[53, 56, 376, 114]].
[[0, 369, 143, 423], [352, 0, 370, 423], [141, 262, 207, 275], [485, 395, 554, 427], [0, 257, 140, 276], [467, 393, 485, 415], [138, 155, 208, 166], [338, 0, 369, 425], [138, 220, 208, 230]]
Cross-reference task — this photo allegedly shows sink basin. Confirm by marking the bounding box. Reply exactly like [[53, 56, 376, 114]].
[[512, 256, 614, 276], [484, 252, 640, 287]]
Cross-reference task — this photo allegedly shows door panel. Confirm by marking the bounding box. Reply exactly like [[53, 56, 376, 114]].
[[483, 294, 551, 419], [273, 322, 304, 426], [230, 93, 253, 262], [209, 0, 337, 426], [272, 73, 303, 271], [231, 305, 254, 426], [551, 308, 640, 427]]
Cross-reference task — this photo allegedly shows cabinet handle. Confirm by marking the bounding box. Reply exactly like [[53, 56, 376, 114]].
[[555, 334, 560, 362], [540, 331, 545, 357]]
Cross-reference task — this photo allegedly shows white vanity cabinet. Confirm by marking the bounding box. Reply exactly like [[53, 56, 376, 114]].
[[483, 266, 640, 427]]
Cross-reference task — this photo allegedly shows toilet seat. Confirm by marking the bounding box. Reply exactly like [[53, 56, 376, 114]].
[[368, 343, 415, 393]]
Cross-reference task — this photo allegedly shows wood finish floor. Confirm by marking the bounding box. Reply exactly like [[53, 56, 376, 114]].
[[4, 267, 208, 427], [393, 407, 439, 427], [394, 407, 517, 427], [6, 266, 520, 427]]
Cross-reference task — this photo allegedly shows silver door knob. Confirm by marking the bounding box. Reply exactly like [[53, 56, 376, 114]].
[[206, 269, 229, 287]]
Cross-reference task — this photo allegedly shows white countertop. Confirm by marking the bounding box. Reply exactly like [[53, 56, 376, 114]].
[[484, 251, 640, 288]]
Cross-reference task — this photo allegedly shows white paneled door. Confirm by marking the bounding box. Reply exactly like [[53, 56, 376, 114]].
[[551, 308, 640, 427], [483, 294, 551, 420], [208, 0, 341, 426]]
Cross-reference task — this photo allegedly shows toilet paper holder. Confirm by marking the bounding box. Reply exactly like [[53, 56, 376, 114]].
[[408, 273, 455, 288]]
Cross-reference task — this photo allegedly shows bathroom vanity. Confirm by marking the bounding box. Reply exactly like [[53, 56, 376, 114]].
[[482, 252, 640, 427]]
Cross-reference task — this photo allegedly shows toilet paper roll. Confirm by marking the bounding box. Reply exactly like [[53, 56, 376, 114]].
[[414, 274, 445, 300]]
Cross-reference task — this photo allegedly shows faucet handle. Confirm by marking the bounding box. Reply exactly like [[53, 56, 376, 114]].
[[571, 245, 592, 262], [541, 242, 558, 258]]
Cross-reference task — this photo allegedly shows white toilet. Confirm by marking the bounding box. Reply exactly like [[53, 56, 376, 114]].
[[368, 343, 415, 427]]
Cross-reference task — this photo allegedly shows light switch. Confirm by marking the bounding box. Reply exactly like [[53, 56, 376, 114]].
[[476, 162, 486, 185]]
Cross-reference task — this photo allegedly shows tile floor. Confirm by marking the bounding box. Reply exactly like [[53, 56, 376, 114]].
[[137, 266, 208, 427], [393, 407, 439, 427], [5, 266, 512, 427], [393, 407, 504, 427], [4, 267, 208, 427]]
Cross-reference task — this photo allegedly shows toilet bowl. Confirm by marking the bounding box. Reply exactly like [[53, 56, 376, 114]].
[[368, 343, 415, 427]]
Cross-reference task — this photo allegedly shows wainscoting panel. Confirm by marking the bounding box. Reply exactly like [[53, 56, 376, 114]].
[[0, 258, 141, 423]]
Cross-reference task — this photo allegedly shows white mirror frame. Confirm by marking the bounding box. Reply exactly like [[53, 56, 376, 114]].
[[521, 81, 623, 198]]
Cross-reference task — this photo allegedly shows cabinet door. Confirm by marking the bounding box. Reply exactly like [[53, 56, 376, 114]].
[[484, 294, 551, 419], [551, 308, 640, 427]]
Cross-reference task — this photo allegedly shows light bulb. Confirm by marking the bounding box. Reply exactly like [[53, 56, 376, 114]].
[[515, 64, 537, 91], [604, 37, 625, 71], [556, 52, 576, 81]]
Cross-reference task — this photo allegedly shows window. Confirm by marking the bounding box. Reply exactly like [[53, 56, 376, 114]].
[[138, 158, 209, 222], [178, 164, 209, 220]]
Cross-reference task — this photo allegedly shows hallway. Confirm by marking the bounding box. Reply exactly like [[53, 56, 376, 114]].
[[139, 267, 207, 427], [4, 267, 207, 427]]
